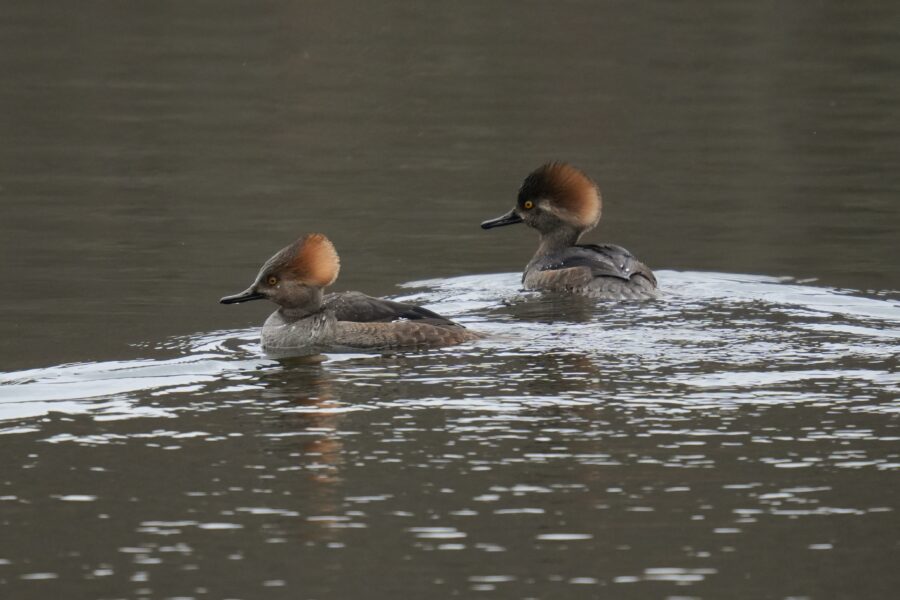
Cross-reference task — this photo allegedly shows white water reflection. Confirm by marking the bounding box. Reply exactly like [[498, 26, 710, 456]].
[[0, 354, 268, 423], [0, 270, 896, 428]]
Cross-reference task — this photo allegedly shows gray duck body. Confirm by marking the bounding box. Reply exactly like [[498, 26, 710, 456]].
[[261, 291, 479, 353]]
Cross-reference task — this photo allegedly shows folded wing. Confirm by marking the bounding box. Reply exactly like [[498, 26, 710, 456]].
[[540, 244, 657, 286], [325, 291, 463, 327]]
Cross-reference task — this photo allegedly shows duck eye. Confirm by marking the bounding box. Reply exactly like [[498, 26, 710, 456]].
[[523, 200, 534, 210], [267, 275, 278, 286]]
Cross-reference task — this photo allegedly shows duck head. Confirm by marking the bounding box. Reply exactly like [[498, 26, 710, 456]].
[[481, 162, 601, 242], [220, 233, 341, 315]]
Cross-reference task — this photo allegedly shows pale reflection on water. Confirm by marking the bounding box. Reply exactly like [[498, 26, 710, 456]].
[[0, 272, 897, 598]]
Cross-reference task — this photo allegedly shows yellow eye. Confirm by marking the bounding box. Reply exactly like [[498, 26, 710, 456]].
[[523, 200, 534, 210], [267, 275, 278, 286]]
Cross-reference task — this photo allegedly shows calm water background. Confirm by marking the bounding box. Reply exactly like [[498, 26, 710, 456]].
[[1, 1, 898, 599]]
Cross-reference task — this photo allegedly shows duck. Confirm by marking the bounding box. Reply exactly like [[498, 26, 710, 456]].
[[481, 162, 658, 299], [220, 233, 480, 353]]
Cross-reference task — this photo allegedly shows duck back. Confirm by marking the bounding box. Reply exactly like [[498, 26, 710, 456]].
[[524, 244, 658, 300]]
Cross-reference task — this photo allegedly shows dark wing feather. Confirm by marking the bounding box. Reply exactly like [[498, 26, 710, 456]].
[[325, 291, 460, 326], [539, 244, 657, 286]]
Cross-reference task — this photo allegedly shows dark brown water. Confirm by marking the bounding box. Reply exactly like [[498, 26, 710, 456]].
[[1, 1, 898, 599]]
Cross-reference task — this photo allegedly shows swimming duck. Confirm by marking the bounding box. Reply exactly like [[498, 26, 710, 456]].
[[220, 233, 480, 353], [481, 162, 658, 299]]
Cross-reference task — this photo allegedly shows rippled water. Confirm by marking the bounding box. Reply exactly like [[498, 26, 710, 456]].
[[2, 272, 898, 598], [3, 0, 900, 597]]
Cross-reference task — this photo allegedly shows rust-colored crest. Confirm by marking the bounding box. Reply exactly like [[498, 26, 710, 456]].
[[288, 233, 341, 287], [520, 162, 601, 227]]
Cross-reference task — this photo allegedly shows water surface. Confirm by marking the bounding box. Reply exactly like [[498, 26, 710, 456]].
[[2, 272, 898, 598], [1, 1, 899, 598]]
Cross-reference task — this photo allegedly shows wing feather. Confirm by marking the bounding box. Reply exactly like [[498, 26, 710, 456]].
[[542, 244, 656, 286], [325, 292, 461, 326]]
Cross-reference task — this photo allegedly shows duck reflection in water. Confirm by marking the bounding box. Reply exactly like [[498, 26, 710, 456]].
[[253, 357, 350, 542]]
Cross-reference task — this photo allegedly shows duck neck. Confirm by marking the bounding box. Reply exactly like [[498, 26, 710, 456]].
[[278, 287, 325, 322], [534, 225, 583, 259]]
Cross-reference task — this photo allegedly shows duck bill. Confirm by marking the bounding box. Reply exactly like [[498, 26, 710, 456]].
[[220, 287, 265, 304], [481, 208, 523, 229]]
